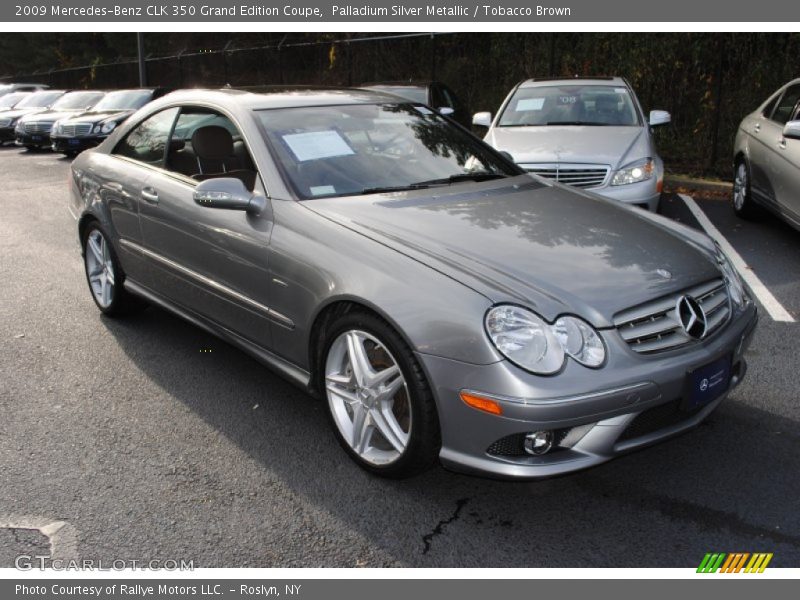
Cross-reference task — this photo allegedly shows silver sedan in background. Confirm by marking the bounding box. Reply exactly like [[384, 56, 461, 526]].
[[69, 88, 757, 479], [733, 78, 800, 229]]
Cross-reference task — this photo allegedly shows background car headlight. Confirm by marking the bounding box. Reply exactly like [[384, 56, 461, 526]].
[[52, 121, 62, 135], [100, 121, 117, 134], [14, 119, 24, 133], [715, 244, 746, 307], [485, 305, 605, 374], [611, 158, 654, 186]]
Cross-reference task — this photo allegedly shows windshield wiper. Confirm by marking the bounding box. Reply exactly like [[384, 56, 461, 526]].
[[545, 121, 611, 126], [358, 183, 433, 195], [413, 172, 509, 186]]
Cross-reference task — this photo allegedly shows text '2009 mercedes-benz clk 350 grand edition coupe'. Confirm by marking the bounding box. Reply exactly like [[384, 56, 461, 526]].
[[69, 88, 757, 479]]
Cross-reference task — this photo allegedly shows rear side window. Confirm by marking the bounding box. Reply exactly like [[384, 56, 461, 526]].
[[771, 84, 800, 125], [113, 108, 179, 166]]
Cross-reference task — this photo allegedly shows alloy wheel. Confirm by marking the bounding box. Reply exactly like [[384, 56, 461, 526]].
[[733, 162, 748, 210], [85, 229, 115, 308], [325, 329, 411, 466]]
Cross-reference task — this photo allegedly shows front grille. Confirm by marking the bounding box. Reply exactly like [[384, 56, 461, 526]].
[[614, 278, 731, 354], [0, 118, 11, 128], [60, 123, 92, 137], [617, 399, 703, 442], [23, 121, 53, 134], [522, 163, 609, 188]]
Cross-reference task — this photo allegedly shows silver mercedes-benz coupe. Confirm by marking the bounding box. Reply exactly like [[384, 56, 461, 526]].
[[69, 87, 758, 479]]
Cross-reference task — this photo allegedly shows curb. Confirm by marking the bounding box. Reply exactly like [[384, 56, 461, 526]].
[[664, 175, 732, 192]]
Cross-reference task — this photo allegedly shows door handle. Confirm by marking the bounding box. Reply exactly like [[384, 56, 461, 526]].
[[753, 123, 761, 133], [141, 187, 159, 204], [778, 138, 787, 149]]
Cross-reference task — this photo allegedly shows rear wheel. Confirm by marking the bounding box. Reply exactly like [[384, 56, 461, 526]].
[[320, 311, 440, 478], [733, 159, 758, 218], [82, 222, 145, 316]]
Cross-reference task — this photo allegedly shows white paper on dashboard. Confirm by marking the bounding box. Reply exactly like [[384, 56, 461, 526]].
[[309, 185, 336, 196], [282, 130, 355, 162], [516, 98, 545, 111]]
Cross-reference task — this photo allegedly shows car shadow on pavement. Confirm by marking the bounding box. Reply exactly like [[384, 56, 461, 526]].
[[101, 306, 800, 567]]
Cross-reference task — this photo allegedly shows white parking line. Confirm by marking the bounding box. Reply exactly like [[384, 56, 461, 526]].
[[679, 194, 795, 323]]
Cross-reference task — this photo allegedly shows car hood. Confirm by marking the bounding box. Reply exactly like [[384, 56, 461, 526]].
[[485, 125, 649, 169], [19, 109, 86, 123], [0, 107, 46, 120], [304, 176, 720, 327], [62, 109, 134, 124]]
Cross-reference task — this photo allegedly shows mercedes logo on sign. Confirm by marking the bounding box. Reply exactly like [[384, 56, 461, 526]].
[[676, 295, 708, 339]]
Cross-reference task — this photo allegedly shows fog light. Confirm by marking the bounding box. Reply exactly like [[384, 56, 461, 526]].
[[523, 430, 553, 455]]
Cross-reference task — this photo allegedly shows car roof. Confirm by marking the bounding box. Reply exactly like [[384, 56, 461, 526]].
[[519, 76, 628, 89], [360, 81, 432, 89], [159, 86, 413, 110]]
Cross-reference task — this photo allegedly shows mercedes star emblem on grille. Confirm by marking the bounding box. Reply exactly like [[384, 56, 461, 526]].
[[676, 295, 708, 339]]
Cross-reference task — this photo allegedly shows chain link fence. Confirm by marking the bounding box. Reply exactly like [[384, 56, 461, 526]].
[[2, 32, 798, 178]]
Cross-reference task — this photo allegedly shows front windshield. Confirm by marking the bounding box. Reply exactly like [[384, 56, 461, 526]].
[[498, 85, 641, 127], [365, 86, 428, 104], [51, 91, 105, 111], [257, 103, 519, 199], [0, 92, 29, 109], [91, 90, 152, 111], [15, 91, 64, 109]]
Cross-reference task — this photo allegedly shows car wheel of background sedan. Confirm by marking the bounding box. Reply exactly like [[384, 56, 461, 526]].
[[82, 222, 145, 316], [321, 312, 440, 478], [733, 159, 758, 218]]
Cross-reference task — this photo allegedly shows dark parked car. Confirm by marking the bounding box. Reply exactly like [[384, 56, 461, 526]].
[[16, 90, 105, 150], [69, 88, 757, 479], [0, 82, 48, 97], [359, 81, 470, 127], [51, 88, 171, 156], [733, 78, 800, 229], [0, 90, 65, 144]]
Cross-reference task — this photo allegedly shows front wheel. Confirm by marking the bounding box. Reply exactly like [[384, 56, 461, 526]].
[[320, 312, 440, 478], [733, 159, 758, 218]]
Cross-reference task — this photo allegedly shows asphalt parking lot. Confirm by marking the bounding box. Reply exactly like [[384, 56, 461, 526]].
[[1, 146, 798, 568]]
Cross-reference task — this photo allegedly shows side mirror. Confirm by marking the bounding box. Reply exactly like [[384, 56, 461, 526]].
[[438, 106, 455, 116], [193, 177, 267, 216], [472, 111, 492, 128], [649, 110, 671, 127], [783, 120, 800, 140]]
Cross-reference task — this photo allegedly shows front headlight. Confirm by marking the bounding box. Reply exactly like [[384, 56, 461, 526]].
[[52, 121, 62, 135], [485, 305, 605, 374], [14, 119, 24, 133], [715, 244, 746, 308], [611, 158, 654, 186], [100, 121, 117, 134]]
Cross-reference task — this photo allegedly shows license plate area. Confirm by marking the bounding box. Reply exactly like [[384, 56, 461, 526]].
[[68, 138, 80, 146], [683, 354, 732, 411]]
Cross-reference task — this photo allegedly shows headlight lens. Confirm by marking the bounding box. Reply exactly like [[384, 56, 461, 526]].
[[52, 121, 62, 135], [715, 244, 746, 307], [14, 119, 24, 132], [611, 158, 654, 186], [485, 305, 605, 374], [100, 121, 117, 134]]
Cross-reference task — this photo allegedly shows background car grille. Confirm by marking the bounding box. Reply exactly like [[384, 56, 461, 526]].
[[0, 118, 12, 128], [521, 163, 610, 188], [60, 123, 92, 137], [614, 278, 731, 354], [23, 121, 53, 134]]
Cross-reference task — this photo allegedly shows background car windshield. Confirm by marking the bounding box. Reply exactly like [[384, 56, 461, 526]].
[[0, 92, 29, 109], [257, 103, 517, 199], [15, 91, 63, 108], [51, 91, 105, 110], [367, 86, 428, 103], [499, 85, 640, 127], [91, 90, 151, 111]]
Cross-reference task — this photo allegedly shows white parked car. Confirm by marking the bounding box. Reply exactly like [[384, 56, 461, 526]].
[[473, 77, 671, 211]]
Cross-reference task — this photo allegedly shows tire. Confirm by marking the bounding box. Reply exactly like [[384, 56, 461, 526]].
[[81, 222, 145, 316], [319, 311, 440, 478], [733, 158, 758, 218]]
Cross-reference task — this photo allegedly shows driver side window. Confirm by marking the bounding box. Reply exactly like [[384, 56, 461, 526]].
[[113, 108, 179, 166]]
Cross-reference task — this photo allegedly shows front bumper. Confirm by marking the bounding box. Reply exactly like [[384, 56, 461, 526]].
[[590, 177, 662, 211], [419, 303, 757, 479], [51, 134, 102, 154], [15, 132, 52, 149]]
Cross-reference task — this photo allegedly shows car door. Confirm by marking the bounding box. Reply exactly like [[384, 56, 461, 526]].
[[771, 100, 800, 219], [137, 105, 275, 350], [756, 84, 800, 206], [105, 106, 180, 286], [747, 91, 782, 203]]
